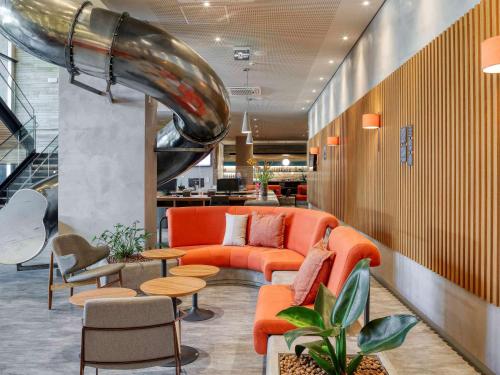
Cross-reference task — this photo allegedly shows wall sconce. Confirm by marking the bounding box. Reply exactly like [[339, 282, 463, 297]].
[[482, 36, 500, 73], [362, 113, 381, 129], [309, 146, 319, 155], [327, 136, 340, 146]]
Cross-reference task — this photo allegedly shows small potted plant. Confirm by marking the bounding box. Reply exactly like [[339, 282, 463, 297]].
[[94, 222, 159, 290], [94, 221, 151, 263], [248, 158, 274, 197], [277, 259, 418, 374]]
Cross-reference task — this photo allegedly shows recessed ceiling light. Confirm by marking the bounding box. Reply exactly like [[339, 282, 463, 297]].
[[319, 77, 324, 81], [253, 118, 258, 121], [215, 36, 221, 42], [342, 36, 348, 41], [329, 60, 334, 64], [301, 107, 306, 110], [362, 1, 370, 6], [312, 89, 317, 93], [306, 100, 311, 103], [203, 1, 210, 6]]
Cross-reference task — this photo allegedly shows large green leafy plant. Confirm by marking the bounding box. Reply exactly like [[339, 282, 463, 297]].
[[93, 221, 151, 261], [277, 259, 418, 375]]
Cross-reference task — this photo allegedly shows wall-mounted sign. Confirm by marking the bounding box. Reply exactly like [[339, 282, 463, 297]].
[[234, 47, 251, 61], [400, 125, 414, 166]]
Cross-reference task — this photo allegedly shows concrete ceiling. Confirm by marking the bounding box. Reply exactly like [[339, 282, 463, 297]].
[[103, 0, 384, 141]]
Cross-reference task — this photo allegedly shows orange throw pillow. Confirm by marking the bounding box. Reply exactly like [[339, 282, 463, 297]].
[[291, 241, 333, 306], [248, 212, 286, 248]]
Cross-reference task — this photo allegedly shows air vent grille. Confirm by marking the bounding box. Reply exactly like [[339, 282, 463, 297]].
[[228, 86, 261, 96]]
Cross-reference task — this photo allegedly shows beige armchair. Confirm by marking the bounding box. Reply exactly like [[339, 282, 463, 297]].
[[80, 296, 181, 375], [48, 234, 125, 309]]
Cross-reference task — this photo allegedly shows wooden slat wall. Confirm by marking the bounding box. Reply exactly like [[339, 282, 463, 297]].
[[308, 0, 500, 306]]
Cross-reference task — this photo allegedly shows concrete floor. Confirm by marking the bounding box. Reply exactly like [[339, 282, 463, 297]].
[[0, 265, 264, 375]]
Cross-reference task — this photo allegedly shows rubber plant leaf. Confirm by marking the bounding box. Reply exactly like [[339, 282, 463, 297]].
[[309, 348, 336, 374], [358, 314, 419, 354], [294, 339, 329, 357], [277, 306, 324, 329], [331, 258, 371, 328], [314, 283, 336, 329], [346, 353, 363, 375], [284, 326, 338, 349]]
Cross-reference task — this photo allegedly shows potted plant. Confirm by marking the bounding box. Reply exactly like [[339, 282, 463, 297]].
[[248, 158, 274, 197], [93, 221, 151, 263], [94, 221, 161, 290], [277, 259, 418, 374]]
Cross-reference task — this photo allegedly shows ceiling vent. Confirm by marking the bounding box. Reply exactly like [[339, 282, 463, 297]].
[[228, 86, 261, 96]]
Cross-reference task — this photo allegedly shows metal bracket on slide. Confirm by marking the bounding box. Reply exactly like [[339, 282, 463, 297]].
[[155, 147, 211, 153], [104, 11, 129, 103]]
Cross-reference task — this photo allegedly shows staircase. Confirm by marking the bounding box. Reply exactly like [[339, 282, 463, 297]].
[[0, 54, 58, 207]]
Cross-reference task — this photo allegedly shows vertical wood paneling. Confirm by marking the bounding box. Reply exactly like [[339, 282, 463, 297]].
[[308, 0, 500, 306]]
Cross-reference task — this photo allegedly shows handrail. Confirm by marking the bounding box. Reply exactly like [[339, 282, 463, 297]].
[[0, 59, 35, 116], [15, 137, 58, 191], [0, 128, 35, 164], [0, 52, 17, 64]]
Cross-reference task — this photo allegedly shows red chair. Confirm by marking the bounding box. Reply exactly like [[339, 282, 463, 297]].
[[268, 185, 282, 197], [295, 184, 307, 203]]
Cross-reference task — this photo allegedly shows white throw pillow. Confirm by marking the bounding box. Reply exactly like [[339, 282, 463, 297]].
[[222, 213, 248, 246]]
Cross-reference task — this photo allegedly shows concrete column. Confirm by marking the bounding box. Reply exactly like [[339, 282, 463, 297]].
[[58, 70, 157, 245], [235, 135, 253, 185]]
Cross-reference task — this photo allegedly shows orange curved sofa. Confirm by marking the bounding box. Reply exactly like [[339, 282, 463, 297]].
[[167, 206, 338, 281], [253, 226, 381, 354]]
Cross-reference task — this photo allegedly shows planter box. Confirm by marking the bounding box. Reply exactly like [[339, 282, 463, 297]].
[[105, 260, 161, 290], [278, 353, 392, 375]]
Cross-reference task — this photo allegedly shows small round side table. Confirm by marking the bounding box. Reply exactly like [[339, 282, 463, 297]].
[[141, 248, 186, 277], [168, 265, 220, 322], [140, 276, 206, 366], [69, 287, 137, 308]]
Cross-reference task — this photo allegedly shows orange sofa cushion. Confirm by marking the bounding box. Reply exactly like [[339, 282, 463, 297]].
[[178, 244, 305, 281], [253, 285, 313, 355], [248, 212, 286, 248]]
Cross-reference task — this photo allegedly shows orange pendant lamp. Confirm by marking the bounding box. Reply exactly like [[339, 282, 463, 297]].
[[482, 36, 500, 73], [362, 113, 381, 129], [309, 146, 320, 155], [327, 136, 340, 146]]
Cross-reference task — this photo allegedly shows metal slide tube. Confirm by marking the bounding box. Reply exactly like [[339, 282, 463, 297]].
[[0, 0, 230, 186]]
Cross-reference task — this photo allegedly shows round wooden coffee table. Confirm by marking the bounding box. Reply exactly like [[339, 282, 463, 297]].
[[141, 248, 186, 277], [69, 287, 137, 308], [169, 265, 220, 322], [140, 276, 206, 366]]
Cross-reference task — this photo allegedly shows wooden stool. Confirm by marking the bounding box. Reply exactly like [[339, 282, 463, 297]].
[[169, 265, 220, 322]]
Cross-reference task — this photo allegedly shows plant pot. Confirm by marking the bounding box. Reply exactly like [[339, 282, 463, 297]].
[[260, 183, 268, 197], [279, 354, 389, 375], [106, 256, 161, 290]]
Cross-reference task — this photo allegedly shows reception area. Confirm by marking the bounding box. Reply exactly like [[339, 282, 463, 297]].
[[0, 0, 499, 374]]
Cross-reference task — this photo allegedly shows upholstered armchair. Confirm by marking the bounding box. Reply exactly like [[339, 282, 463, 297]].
[[295, 184, 307, 203], [48, 234, 125, 309], [80, 296, 181, 375]]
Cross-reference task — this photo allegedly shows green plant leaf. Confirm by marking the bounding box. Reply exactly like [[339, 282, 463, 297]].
[[336, 329, 346, 372], [358, 314, 419, 354], [284, 327, 340, 349], [331, 258, 371, 328], [346, 353, 363, 375], [277, 307, 324, 328], [294, 340, 329, 357], [314, 284, 336, 329], [308, 348, 336, 374]]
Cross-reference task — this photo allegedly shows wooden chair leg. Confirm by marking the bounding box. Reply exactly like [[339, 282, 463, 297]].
[[70, 287, 74, 297], [96, 277, 101, 288], [118, 270, 123, 287], [79, 364, 84, 375], [48, 252, 54, 310]]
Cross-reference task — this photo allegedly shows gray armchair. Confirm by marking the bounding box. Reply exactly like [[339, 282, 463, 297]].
[[48, 234, 125, 309], [80, 296, 181, 374]]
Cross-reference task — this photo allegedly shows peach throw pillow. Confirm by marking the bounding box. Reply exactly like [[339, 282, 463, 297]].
[[248, 212, 286, 248], [291, 241, 333, 306]]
